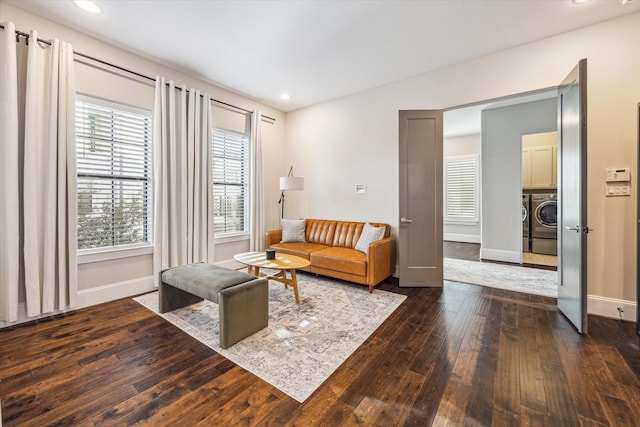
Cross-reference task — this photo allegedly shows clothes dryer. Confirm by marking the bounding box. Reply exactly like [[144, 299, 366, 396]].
[[531, 193, 557, 255]]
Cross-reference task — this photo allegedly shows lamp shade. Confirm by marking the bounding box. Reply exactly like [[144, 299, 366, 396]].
[[279, 176, 304, 191]]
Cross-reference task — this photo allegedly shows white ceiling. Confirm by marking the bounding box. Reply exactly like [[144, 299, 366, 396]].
[[5, 0, 640, 112]]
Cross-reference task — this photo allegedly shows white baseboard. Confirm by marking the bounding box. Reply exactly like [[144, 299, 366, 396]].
[[587, 294, 637, 322], [479, 248, 521, 264], [77, 276, 156, 309], [444, 233, 481, 244]]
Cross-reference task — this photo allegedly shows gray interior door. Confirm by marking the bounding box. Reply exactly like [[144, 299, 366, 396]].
[[398, 110, 443, 287], [558, 59, 588, 333]]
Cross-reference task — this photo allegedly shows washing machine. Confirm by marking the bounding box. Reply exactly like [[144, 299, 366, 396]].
[[522, 194, 530, 252], [531, 193, 557, 255]]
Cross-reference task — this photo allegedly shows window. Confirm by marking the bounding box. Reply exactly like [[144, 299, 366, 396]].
[[212, 129, 249, 236], [76, 96, 152, 251], [444, 154, 479, 223]]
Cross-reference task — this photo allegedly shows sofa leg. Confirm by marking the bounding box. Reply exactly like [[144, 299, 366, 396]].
[[369, 285, 373, 293]]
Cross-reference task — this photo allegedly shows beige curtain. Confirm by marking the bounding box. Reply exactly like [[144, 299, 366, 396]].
[[23, 31, 78, 317], [249, 110, 265, 251], [153, 78, 213, 277], [0, 22, 20, 322], [0, 24, 77, 322]]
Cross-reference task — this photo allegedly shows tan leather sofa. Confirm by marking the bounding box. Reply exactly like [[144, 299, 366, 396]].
[[265, 219, 394, 293]]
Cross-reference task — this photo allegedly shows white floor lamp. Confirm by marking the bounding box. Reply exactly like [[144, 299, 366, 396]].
[[278, 166, 304, 219]]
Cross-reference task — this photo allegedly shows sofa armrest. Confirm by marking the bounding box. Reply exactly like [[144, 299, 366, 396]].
[[265, 229, 282, 248], [367, 236, 394, 286]]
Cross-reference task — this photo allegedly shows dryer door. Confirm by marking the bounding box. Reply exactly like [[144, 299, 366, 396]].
[[535, 201, 557, 228]]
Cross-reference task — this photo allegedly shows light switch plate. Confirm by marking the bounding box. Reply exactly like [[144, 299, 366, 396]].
[[605, 182, 630, 196], [355, 184, 366, 194]]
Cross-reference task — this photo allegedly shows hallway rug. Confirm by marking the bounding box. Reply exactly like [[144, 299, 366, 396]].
[[444, 258, 558, 297], [133, 273, 405, 403]]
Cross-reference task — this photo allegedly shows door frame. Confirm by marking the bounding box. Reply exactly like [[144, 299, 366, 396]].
[[637, 102, 640, 336]]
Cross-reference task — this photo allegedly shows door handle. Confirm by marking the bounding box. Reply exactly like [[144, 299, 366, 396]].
[[565, 226, 593, 233], [400, 217, 413, 224]]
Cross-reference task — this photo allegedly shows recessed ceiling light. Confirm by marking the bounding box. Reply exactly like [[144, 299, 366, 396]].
[[572, 0, 588, 4], [73, 0, 102, 14], [280, 94, 291, 101]]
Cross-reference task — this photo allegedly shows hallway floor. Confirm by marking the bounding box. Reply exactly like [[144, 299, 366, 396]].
[[444, 241, 557, 271]]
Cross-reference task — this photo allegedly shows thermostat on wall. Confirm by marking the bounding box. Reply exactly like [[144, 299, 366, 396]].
[[605, 167, 631, 197], [606, 167, 630, 182]]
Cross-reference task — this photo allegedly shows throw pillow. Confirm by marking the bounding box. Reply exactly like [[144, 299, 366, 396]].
[[281, 219, 306, 243], [355, 223, 385, 254]]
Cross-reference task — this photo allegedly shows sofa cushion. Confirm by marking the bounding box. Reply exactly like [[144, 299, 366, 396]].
[[271, 242, 330, 259], [311, 247, 367, 277], [281, 219, 306, 242], [305, 219, 337, 245], [354, 223, 386, 254], [332, 221, 364, 248], [161, 263, 257, 303]]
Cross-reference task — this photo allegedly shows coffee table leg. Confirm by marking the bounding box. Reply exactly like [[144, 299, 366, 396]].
[[290, 270, 300, 304], [247, 266, 261, 277]]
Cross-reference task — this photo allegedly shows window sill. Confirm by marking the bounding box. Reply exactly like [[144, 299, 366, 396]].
[[214, 233, 250, 245], [444, 220, 479, 226], [78, 244, 153, 265]]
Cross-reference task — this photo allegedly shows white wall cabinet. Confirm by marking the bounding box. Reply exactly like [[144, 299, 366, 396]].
[[522, 144, 557, 189], [522, 132, 557, 190]]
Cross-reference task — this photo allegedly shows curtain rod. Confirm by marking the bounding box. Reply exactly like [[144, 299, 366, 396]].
[[1, 25, 276, 122]]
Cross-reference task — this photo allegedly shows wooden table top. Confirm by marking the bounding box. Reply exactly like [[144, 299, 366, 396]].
[[233, 251, 310, 270]]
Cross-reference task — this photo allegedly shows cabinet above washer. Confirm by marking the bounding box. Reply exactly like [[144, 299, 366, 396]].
[[522, 131, 558, 190]]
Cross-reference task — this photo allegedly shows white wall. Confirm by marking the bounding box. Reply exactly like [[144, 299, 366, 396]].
[[0, 2, 287, 318], [443, 133, 481, 243], [286, 12, 640, 319], [481, 98, 557, 263]]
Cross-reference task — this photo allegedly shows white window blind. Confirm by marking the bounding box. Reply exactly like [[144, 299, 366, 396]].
[[212, 129, 249, 235], [444, 155, 479, 223], [76, 97, 152, 250]]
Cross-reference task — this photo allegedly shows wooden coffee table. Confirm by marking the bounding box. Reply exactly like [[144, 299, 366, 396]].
[[233, 251, 310, 304]]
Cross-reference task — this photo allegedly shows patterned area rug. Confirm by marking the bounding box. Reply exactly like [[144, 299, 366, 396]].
[[444, 258, 558, 297], [134, 273, 406, 403]]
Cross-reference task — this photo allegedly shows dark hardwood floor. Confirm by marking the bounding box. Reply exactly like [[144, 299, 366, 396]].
[[1, 279, 639, 426]]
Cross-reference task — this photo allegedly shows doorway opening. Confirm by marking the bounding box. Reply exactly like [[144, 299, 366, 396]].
[[442, 89, 559, 296]]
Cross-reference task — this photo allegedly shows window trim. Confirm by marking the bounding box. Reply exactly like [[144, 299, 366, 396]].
[[213, 233, 250, 245], [75, 93, 153, 262], [78, 244, 153, 264], [444, 154, 480, 225]]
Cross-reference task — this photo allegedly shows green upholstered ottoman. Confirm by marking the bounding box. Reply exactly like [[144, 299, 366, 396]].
[[159, 263, 269, 349]]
